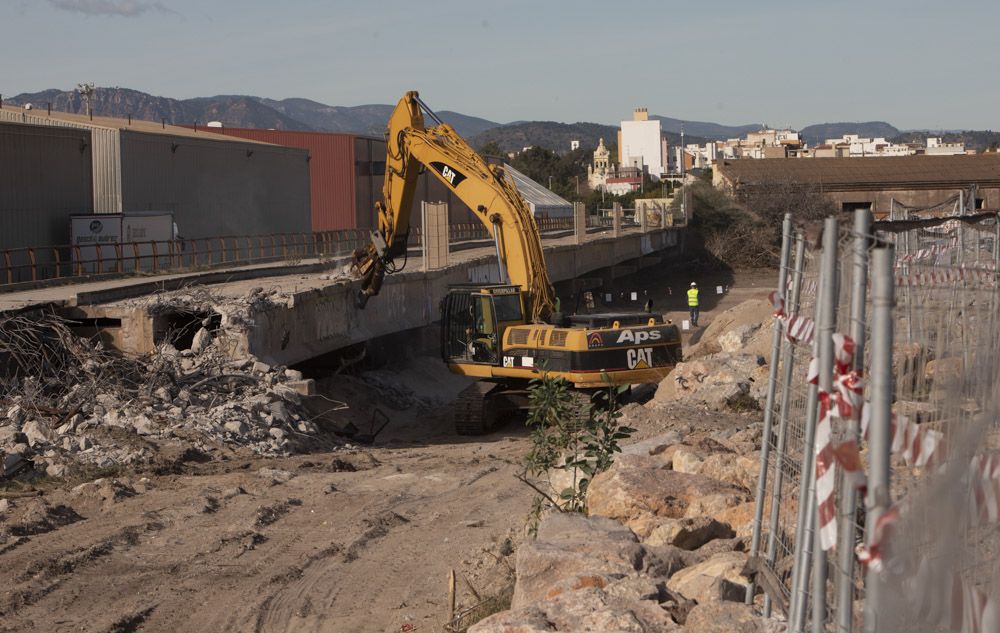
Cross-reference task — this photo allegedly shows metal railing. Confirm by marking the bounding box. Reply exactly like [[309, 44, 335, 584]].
[[0, 215, 623, 288]]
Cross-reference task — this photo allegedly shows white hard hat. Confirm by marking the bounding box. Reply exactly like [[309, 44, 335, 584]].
[[690, 282, 697, 287]]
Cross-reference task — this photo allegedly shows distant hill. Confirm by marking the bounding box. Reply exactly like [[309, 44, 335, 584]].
[[6, 87, 501, 139], [799, 122, 900, 145], [650, 115, 762, 140], [891, 130, 1000, 153]]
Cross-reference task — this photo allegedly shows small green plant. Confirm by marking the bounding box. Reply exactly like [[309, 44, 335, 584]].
[[518, 372, 635, 535]]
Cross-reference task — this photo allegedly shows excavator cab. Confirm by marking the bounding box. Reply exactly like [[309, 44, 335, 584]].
[[441, 286, 526, 366]]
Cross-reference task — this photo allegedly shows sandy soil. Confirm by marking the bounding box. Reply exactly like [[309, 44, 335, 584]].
[[0, 269, 775, 633]]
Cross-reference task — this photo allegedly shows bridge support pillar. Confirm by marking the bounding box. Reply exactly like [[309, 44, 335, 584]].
[[573, 202, 586, 245], [422, 201, 449, 271]]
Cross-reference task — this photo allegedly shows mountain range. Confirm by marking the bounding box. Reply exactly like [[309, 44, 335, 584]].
[[6, 87, 988, 153]]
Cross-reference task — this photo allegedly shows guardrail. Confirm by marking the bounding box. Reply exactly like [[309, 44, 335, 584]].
[[0, 216, 593, 288]]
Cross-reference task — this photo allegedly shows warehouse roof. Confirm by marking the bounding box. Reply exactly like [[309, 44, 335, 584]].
[[0, 106, 275, 144], [503, 163, 572, 209], [716, 155, 1000, 191]]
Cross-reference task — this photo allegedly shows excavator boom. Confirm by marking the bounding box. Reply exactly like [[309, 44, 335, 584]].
[[354, 91, 556, 323]]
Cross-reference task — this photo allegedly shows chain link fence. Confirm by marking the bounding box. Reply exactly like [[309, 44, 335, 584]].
[[749, 209, 1000, 632]]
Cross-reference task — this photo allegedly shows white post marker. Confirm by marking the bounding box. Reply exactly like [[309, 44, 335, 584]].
[[682, 320, 690, 330], [716, 285, 724, 294], [630, 292, 638, 301]]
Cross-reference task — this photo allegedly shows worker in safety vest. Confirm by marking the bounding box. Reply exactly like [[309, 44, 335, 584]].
[[687, 282, 700, 327]]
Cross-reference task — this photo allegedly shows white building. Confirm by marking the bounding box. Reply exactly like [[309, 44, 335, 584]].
[[618, 108, 668, 180], [924, 137, 966, 155]]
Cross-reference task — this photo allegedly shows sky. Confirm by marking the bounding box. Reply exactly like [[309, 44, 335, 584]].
[[1, 0, 998, 130]]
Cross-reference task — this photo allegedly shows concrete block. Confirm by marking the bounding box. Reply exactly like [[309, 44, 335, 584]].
[[285, 379, 316, 397]]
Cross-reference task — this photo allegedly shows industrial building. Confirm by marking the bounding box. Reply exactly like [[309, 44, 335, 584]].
[[502, 163, 573, 218], [0, 121, 93, 253], [0, 106, 311, 243], [714, 154, 1000, 217]]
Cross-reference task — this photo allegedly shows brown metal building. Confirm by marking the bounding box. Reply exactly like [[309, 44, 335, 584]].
[[714, 155, 1000, 217]]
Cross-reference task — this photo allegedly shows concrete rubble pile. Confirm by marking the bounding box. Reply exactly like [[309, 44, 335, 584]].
[[472, 426, 782, 633], [0, 292, 322, 480]]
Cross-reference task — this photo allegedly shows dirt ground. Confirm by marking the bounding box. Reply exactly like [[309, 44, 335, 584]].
[[0, 269, 776, 633]]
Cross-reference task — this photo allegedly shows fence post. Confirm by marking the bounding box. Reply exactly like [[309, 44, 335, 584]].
[[747, 213, 793, 605], [763, 233, 807, 617], [790, 217, 837, 632], [835, 209, 871, 632], [864, 245, 895, 633], [810, 216, 838, 633]]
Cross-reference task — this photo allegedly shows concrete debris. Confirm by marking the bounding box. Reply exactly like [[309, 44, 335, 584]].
[[0, 305, 337, 480]]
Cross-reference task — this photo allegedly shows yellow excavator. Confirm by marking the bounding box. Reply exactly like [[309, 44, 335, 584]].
[[353, 91, 681, 433]]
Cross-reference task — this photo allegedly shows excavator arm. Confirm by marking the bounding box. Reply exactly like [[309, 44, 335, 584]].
[[352, 91, 556, 323]]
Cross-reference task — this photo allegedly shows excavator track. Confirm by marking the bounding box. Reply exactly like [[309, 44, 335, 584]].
[[453, 382, 496, 436]]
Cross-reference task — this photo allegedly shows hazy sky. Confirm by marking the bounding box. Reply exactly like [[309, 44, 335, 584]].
[[2, 0, 998, 130]]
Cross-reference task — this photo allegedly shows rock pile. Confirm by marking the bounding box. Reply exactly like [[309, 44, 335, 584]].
[[472, 429, 780, 632], [650, 299, 776, 413], [1, 301, 324, 481]]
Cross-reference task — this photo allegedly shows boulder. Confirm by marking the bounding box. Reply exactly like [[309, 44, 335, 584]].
[[719, 323, 761, 354], [513, 513, 645, 609], [472, 587, 681, 633], [670, 446, 706, 474], [587, 454, 749, 538], [644, 517, 735, 550], [651, 353, 766, 412], [683, 601, 776, 632], [699, 453, 760, 492], [686, 299, 776, 360], [714, 502, 758, 538], [666, 551, 749, 604]]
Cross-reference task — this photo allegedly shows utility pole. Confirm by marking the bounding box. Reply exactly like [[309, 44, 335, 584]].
[[575, 175, 579, 195]]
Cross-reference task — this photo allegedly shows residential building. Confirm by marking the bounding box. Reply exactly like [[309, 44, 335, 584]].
[[618, 108, 669, 180]]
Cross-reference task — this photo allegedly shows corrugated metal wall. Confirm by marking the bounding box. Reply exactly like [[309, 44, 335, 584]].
[[193, 128, 356, 231], [0, 122, 93, 251], [119, 130, 311, 239], [0, 109, 121, 213]]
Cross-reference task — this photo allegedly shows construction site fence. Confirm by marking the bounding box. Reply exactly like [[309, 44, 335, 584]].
[[747, 208, 1000, 632]]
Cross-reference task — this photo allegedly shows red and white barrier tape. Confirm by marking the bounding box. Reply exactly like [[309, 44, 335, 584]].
[[896, 238, 957, 264], [809, 333, 867, 551], [768, 290, 816, 347]]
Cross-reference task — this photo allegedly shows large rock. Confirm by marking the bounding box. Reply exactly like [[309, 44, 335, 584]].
[[683, 601, 777, 632], [650, 353, 767, 412], [666, 551, 749, 604], [471, 587, 681, 633], [513, 513, 644, 609], [699, 453, 760, 492], [587, 454, 749, 538], [644, 517, 735, 550], [686, 299, 776, 360]]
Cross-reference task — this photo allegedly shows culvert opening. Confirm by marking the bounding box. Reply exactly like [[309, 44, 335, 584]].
[[155, 310, 222, 350]]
